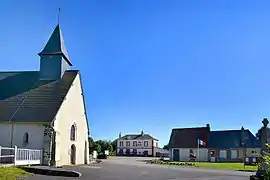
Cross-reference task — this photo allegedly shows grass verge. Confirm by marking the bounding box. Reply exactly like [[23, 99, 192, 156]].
[[149, 159, 258, 172], [0, 167, 29, 180], [195, 162, 257, 172]]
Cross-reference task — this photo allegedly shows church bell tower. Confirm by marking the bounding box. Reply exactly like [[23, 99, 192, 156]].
[[38, 24, 72, 80]]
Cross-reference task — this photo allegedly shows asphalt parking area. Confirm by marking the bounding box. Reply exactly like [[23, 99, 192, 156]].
[[25, 157, 255, 180]]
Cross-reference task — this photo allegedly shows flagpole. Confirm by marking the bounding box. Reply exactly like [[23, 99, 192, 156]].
[[197, 138, 199, 162]]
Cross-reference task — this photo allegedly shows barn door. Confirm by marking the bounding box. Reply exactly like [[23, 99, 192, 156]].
[[173, 149, 180, 161]]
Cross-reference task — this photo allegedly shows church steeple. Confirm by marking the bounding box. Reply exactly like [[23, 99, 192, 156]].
[[38, 24, 71, 66], [38, 23, 72, 80]]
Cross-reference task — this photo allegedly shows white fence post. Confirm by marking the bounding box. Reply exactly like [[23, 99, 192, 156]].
[[41, 149, 43, 165], [0, 146, 41, 166], [14, 146, 17, 166]]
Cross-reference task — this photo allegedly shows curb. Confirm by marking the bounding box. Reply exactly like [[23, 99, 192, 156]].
[[19, 166, 81, 177]]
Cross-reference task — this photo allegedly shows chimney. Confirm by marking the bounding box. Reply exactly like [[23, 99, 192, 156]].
[[206, 124, 210, 128], [241, 126, 245, 147], [119, 132, 121, 138], [141, 130, 144, 136]]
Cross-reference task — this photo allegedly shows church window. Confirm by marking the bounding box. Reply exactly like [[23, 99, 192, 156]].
[[70, 124, 76, 141], [23, 132, 29, 144]]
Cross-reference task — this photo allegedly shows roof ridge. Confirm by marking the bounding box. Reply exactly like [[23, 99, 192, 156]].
[[0, 71, 38, 73], [211, 129, 249, 132], [173, 127, 208, 130]]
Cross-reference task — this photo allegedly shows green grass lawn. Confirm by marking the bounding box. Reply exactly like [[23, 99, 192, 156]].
[[195, 162, 258, 171], [151, 159, 258, 172], [0, 167, 29, 180]]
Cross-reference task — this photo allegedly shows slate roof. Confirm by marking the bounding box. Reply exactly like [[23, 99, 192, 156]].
[[119, 134, 158, 141], [207, 130, 261, 149], [0, 70, 78, 123], [168, 127, 210, 148], [38, 25, 72, 66]]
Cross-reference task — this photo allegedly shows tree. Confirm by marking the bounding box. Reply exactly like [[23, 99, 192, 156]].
[[163, 144, 169, 150], [94, 143, 102, 153], [111, 140, 117, 152], [94, 140, 112, 153], [256, 144, 270, 178], [108, 144, 113, 153], [88, 137, 95, 154], [89, 139, 117, 154]]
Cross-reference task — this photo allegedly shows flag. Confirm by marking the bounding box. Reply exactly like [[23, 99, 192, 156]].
[[198, 138, 206, 146]]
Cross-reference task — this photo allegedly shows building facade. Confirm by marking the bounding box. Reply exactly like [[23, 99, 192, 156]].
[[0, 23, 90, 166], [116, 131, 161, 157], [168, 124, 261, 162]]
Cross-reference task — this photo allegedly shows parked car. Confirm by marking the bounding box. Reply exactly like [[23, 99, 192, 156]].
[[97, 153, 108, 159]]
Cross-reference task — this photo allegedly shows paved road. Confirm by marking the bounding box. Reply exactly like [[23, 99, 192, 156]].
[[26, 157, 255, 180]]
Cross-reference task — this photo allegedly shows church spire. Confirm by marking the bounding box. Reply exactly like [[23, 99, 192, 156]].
[[38, 24, 72, 66], [38, 10, 72, 80]]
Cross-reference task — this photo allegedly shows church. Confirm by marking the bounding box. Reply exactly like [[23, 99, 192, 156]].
[[0, 23, 90, 166]]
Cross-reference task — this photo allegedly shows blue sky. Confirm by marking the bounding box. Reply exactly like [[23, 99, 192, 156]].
[[1, 1, 270, 146]]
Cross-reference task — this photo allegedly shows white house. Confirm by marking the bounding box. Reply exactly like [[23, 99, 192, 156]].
[[0, 23, 90, 166], [116, 131, 168, 157]]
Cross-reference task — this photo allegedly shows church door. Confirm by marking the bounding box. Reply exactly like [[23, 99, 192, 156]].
[[84, 141, 88, 164], [70, 144, 76, 165]]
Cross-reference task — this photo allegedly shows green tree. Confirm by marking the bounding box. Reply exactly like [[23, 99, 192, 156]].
[[92, 139, 117, 154], [111, 140, 117, 152], [108, 144, 113, 152], [94, 140, 111, 153], [94, 143, 102, 153], [88, 136, 95, 154], [163, 144, 169, 150], [257, 144, 270, 178]]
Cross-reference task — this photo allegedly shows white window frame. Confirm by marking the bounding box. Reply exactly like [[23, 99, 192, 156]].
[[144, 141, 148, 147], [231, 150, 237, 159], [219, 150, 227, 159], [120, 141, 123, 147]]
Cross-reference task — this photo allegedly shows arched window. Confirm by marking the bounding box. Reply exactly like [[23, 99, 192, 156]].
[[23, 132, 29, 144], [70, 124, 76, 141]]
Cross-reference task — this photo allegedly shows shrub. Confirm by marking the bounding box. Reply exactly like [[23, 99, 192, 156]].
[[109, 151, 116, 156], [256, 144, 270, 179], [150, 159, 195, 167]]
